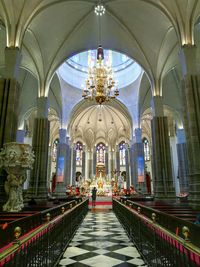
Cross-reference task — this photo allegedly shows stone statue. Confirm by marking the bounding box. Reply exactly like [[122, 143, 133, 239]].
[[3, 173, 21, 212]]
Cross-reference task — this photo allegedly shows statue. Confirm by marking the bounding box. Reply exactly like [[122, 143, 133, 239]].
[[0, 142, 34, 212], [3, 173, 20, 212]]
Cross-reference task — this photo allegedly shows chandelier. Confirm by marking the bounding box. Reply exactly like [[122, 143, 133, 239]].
[[82, 45, 119, 105], [82, 3, 119, 105]]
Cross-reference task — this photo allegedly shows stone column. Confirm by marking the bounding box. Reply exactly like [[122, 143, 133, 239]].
[[82, 145, 86, 179], [93, 146, 96, 176], [16, 129, 25, 143], [176, 129, 189, 194], [130, 141, 135, 187], [54, 129, 68, 197], [125, 144, 131, 189], [112, 148, 115, 177], [88, 149, 93, 179], [115, 145, 120, 173], [105, 146, 109, 176], [179, 45, 200, 207], [0, 48, 22, 207], [28, 97, 50, 199], [65, 137, 71, 186], [0, 47, 21, 147], [151, 96, 175, 199], [133, 129, 146, 193], [70, 144, 76, 186]]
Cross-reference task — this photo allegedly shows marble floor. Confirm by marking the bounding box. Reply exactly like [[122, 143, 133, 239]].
[[58, 211, 147, 267]]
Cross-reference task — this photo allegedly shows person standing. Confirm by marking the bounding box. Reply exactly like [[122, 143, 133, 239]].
[[91, 187, 97, 207]]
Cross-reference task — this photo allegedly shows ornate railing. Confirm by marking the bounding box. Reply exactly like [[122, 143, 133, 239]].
[[0, 198, 88, 267], [113, 198, 200, 267]]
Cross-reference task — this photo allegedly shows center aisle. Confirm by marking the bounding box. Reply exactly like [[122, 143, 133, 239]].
[[58, 211, 147, 267]]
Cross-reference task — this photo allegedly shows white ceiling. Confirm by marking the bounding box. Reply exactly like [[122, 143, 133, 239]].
[[1, 0, 200, 138], [68, 100, 132, 148]]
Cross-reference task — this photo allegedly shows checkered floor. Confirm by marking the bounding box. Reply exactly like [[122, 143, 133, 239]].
[[58, 211, 147, 267]]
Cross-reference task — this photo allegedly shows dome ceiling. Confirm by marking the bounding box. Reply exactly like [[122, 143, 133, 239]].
[[58, 49, 141, 90], [69, 102, 132, 148]]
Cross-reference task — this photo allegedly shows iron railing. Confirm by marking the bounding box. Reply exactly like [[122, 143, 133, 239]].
[[0, 198, 88, 267], [113, 198, 200, 267]]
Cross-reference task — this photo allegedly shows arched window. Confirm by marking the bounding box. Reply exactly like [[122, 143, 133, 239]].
[[119, 141, 126, 166], [76, 142, 83, 166], [52, 138, 59, 162], [143, 138, 150, 161], [96, 143, 106, 164]]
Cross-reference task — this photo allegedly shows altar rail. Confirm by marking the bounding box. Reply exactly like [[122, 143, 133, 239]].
[[113, 198, 200, 267], [0, 198, 89, 267]]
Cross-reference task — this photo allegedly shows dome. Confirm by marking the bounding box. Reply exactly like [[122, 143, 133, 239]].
[[58, 49, 142, 90]]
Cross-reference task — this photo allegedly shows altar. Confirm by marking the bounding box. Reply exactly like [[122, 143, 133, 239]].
[[90, 163, 112, 196]]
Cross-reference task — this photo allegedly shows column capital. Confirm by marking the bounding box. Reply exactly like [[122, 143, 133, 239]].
[[179, 45, 197, 76], [151, 95, 164, 117], [5, 47, 22, 79], [37, 97, 49, 118]]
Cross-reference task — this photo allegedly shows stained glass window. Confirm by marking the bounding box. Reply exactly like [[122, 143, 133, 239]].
[[96, 143, 106, 163], [119, 141, 126, 166], [143, 138, 150, 161], [52, 138, 59, 162], [76, 142, 83, 166]]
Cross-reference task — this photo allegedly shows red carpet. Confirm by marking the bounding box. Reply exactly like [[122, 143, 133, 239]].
[[89, 201, 112, 205]]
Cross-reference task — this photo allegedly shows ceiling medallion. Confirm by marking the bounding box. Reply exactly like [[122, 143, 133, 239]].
[[94, 4, 105, 16]]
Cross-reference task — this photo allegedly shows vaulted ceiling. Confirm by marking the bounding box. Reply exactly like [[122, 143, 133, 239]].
[[68, 99, 132, 148], [1, 0, 200, 138]]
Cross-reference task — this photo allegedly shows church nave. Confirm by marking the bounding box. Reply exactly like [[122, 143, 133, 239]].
[[58, 211, 147, 267]]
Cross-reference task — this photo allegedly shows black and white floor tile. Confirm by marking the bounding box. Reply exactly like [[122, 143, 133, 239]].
[[58, 211, 147, 267]]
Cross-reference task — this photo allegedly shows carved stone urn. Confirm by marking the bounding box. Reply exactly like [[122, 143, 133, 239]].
[[0, 142, 34, 212]]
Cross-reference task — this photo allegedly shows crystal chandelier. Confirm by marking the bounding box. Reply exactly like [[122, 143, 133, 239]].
[[82, 46, 119, 105], [82, 3, 119, 105]]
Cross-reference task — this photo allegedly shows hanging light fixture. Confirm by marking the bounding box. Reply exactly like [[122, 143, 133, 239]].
[[82, 3, 119, 105]]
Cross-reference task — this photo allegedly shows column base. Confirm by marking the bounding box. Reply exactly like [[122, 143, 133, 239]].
[[53, 183, 67, 198], [26, 186, 49, 200]]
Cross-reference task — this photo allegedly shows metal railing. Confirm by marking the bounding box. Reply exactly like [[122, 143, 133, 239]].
[[0, 198, 81, 248], [113, 198, 200, 267], [122, 197, 200, 248], [0, 198, 88, 267]]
